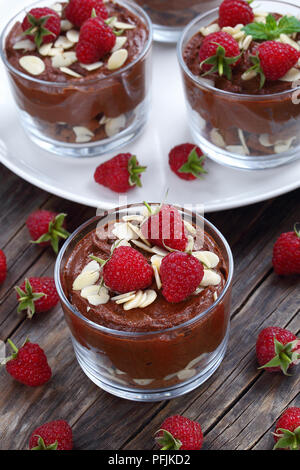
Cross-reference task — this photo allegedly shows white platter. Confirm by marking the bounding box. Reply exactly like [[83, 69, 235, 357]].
[[0, 0, 299, 212]]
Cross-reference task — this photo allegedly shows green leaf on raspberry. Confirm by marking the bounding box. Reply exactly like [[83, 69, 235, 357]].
[[128, 155, 147, 188], [23, 13, 55, 48], [273, 426, 300, 450], [155, 429, 182, 450], [179, 147, 207, 179], [242, 14, 300, 40], [31, 213, 70, 255], [258, 338, 300, 375], [200, 43, 241, 80], [31, 435, 58, 451], [15, 278, 46, 319], [294, 223, 300, 238], [89, 255, 107, 266]]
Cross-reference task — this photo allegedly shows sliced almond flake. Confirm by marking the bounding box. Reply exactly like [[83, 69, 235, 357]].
[[80, 61, 103, 71], [73, 270, 100, 290], [177, 369, 196, 380], [259, 133, 273, 147], [112, 36, 127, 52], [279, 67, 300, 82], [39, 43, 53, 56], [210, 128, 226, 148], [114, 21, 136, 30], [133, 378, 154, 385], [151, 255, 163, 269], [183, 220, 197, 236], [13, 39, 36, 51], [185, 235, 194, 252], [115, 295, 136, 304], [60, 66, 82, 78], [51, 2, 63, 13], [238, 129, 250, 155], [112, 222, 137, 241], [123, 290, 144, 310], [242, 35, 253, 51], [73, 126, 94, 143], [279, 33, 300, 51], [186, 354, 204, 369], [226, 145, 248, 155], [151, 246, 169, 257], [81, 285, 101, 299], [131, 239, 154, 253], [274, 137, 296, 154], [19, 56, 45, 75], [194, 287, 205, 295], [139, 290, 157, 308], [200, 23, 220, 36], [153, 265, 162, 290], [87, 288, 109, 306], [99, 115, 110, 125], [82, 260, 100, 273], [127, 222, 151, 246], [241, 69, 257, 81], [200, 269, 221, 287], [47, 47, 64, 56], [232, 31, 245, 41], [105, 114, 126, 137], [60, 19, 74, 31], [111, 291, 136, 301], [192, 251, 219, 269], [213, 292, 218, 301], [66, 29, 80, 44], [52, 51, 77, 68], [55, 35, 74, 50], [122, 214, 145, 223], [107, 49, 128, 70]]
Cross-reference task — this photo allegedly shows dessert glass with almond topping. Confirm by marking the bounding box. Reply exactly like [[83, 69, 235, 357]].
[[134, 0, 221, 43], [178, 0, 300, 169], [55, 203, 233, 401], [0, 0, 152, 157]]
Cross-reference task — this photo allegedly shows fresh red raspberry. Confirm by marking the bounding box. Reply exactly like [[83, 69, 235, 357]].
[[16, 277, 59, 319], [257, 41, 300, 82], [76, 16, 116, 64], [256, 327, 300, 375], [218, 0, 254, 27], [168, 144, 206, 181], [103, 246, 153, 294], [156, 415, 203, 450], [5, 339, 52, 387], [22, 7, 61, 47], [65, 0, 108, 28], [273, 408, 300, 450], [29, 420, 73, 450], [160, 252, 204, 303], [0, 249, 7, 283], [199, 31, 241, 76], [26, 210, 69, 254], [94, 154, 146, 193], [141, 205, 188, 252], [272, 225, 300, 275]]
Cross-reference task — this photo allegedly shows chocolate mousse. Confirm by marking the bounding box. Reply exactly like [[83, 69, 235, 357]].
[[60, 205, 231, 387], [181, 4, 300, 157], [3, 1, 151, 145]]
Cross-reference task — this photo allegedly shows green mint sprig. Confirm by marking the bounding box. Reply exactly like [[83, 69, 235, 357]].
[[242, 14, 300, 40]]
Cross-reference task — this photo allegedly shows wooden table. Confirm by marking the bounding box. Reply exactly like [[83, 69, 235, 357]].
[[0, 163, 299, 451]]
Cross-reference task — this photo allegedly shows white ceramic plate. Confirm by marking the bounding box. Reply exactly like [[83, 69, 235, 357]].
[[0, 0, 299, 211]]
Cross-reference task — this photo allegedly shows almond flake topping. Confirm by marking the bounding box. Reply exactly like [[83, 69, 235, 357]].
[[105, 114, 126, 137], [73, 126, 95, 143], [192, 251, 219, 269], [107, 49, 128, 70], [19, 56, 45, 75], [80, 61, 103, 71], [112, 36, 127, 52], [114, 21, 136, 30], [200, 269, 221, 287], [52, 51, 77, 68], [55, 35, 74, 50], [13, 39, 36, 51], [112, 222, 138, 241], [60, 67, 82, 78], [66, 29, 80, 44]]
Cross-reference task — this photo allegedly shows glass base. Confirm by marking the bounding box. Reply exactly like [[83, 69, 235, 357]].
[[153, 24, 183, 43], [18, 99, 149, 158], [72, 328, 229, 402]]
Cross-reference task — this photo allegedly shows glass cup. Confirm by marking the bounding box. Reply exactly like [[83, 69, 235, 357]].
[[54, 203, 234, 402], [177, 1, 300, 170], [134, 0, 221, 43], [0, 0, 152, 158]]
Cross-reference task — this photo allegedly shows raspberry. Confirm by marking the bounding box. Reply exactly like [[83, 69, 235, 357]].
[[256, 327, 300, 375], [15, 277, 59, 319], [156, 415, 203, 450], [103, 246, 153, 294], [273, 408, 300, 450], [94, 154, 147, 193], [5, 339, 52, 387], [199, 31, 241, 79], [160, 252, 204, 303], [0, 249, 7, 283], [272, 225, 300, 275], [29, 420, 73, 450], [65, 0, 108, 28], [257, 41, 300, 82], [22, 7, 61, 47], [76, 16, 116, 64], [26, 210, 69, 254], [218, 0, 254, 28], [168, 143, 206, 181]]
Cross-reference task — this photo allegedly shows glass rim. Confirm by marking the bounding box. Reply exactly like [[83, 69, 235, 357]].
[[177, 0, 300, 100], [54, 203, 234, 338], [0, 0, 153, 87]]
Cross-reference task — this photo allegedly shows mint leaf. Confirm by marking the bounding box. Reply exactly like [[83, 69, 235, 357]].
[[242, 14, 300, 40]]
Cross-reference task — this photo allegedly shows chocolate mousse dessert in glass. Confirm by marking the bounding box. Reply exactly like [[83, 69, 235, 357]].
[[0, 0, 152, 157], [134, 0, 221, 43], [55, 203, 233, 401], [178, 0, 300, 169]]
